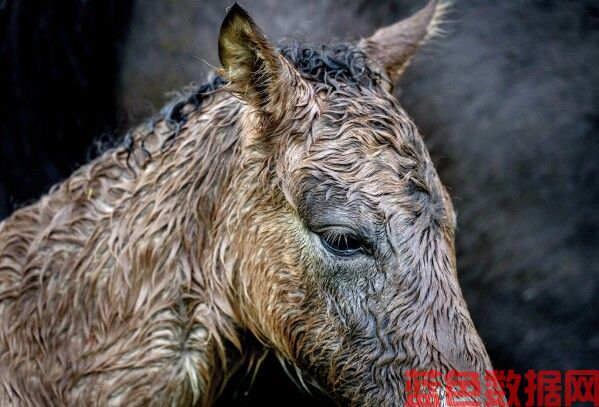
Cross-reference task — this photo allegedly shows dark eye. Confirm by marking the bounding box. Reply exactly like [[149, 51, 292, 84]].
[[319, 230, 366, 256]]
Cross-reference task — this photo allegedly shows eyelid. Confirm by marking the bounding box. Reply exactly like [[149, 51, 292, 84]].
[[313, 224, 358, 235], [315, 227, 373, 256], [319, 233, 362, 256]]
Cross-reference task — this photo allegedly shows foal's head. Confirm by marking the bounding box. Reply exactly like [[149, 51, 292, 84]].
[[217, 2, 503, 405]]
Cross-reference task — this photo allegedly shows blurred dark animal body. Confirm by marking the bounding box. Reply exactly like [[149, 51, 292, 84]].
[[0, 2, 507, 405]]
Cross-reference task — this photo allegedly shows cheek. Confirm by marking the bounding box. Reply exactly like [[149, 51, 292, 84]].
[[319, 257, 378, 295], [299, 250, 383, 330], [235, 213, 314, 349], [250, 211, 327, 311]]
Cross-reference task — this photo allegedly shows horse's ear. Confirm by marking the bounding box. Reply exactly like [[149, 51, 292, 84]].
[[359, 0, 446, 83], [218, 3, 294, 109]]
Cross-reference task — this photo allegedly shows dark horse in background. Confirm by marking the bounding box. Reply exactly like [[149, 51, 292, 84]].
[[1, 0, 598, 405]]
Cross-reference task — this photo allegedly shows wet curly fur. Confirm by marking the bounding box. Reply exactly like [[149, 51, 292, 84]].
[[0, 2, 505, 406]]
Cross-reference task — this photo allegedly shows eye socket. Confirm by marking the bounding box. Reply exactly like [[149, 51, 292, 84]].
[[318, 230, 368, 256]]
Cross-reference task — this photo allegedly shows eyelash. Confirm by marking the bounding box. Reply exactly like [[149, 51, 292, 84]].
[[319, 230, 368, 256]]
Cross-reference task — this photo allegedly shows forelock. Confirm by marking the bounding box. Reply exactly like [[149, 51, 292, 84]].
[[277, 41, 384, 89]]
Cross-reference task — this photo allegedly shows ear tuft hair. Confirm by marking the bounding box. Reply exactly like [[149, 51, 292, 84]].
[[218, 3, 282, 106]]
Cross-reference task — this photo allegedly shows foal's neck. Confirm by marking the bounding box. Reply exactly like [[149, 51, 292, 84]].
[[0, 87, 256, 405], [103, 91, 252, 402]]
